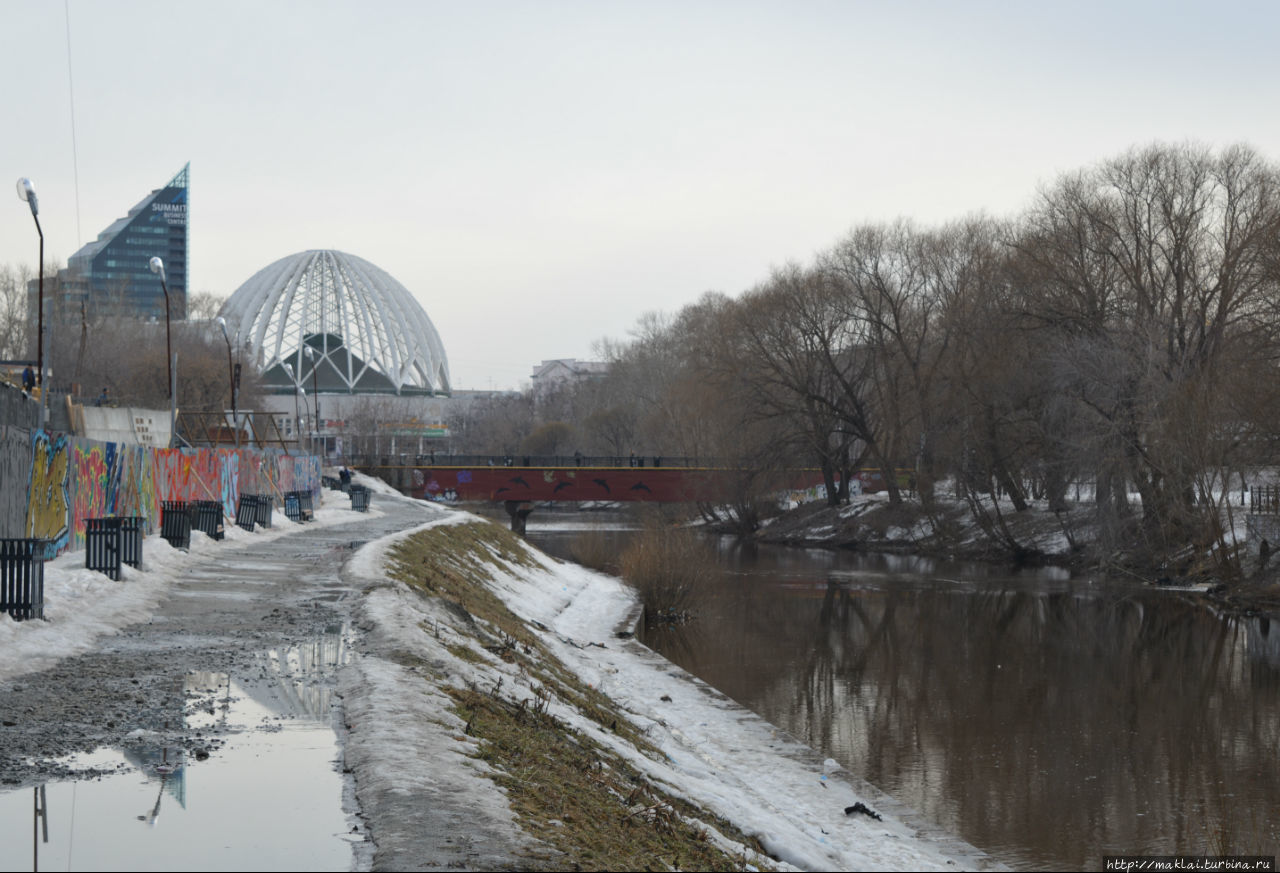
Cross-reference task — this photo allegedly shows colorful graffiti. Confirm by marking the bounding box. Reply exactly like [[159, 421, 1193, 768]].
[[26, 431, 71, 556], [10, 431, 321, 558], [70, 442, 115, 548], [114, 445, 159, 525]]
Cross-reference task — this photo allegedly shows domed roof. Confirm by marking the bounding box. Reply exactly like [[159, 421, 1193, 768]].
[[219, 250, 450, 395]]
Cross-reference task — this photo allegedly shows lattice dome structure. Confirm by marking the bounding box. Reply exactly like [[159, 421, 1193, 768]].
[[219, 250, 450, 396]]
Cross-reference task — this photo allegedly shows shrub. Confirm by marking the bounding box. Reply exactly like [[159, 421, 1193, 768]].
[[618, 526, 716, 623], [568, 528, 620, 574]]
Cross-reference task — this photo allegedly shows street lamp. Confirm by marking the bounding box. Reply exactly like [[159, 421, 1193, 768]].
[[215, 317, 238, 446], [283, 361, 301, 449], [15, 178, 45, 428], [303, 345, 319, 455], [148, 257, 176, 448]]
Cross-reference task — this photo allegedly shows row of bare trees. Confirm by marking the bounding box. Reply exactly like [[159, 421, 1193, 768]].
[[0, 265, 258, 413], [455, 143, 1280, 568]]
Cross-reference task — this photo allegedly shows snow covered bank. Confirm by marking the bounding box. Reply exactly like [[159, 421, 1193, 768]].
[[341, 506, 999, 871]]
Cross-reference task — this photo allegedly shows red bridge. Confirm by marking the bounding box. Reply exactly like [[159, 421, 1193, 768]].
[[349, 457, 829, 503], [426, 466, 832, 502]]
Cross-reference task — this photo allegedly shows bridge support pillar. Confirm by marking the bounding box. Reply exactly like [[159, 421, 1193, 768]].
[[504, 500, 534, 536]]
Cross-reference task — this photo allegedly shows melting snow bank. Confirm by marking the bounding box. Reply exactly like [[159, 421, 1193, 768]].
[[340, 508, 1001, 871]]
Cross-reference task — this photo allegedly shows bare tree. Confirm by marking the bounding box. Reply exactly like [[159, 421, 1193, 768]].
[[0, 264, 32, 361], [185, 291, 226, 321], [1018, 143, 1280, 564], [726, 266, 859, 505]]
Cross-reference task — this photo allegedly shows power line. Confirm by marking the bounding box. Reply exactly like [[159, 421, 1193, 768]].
[[65, 0, 82, 248]]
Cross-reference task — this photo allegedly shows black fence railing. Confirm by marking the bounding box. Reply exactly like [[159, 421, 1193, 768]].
[[161, 501, 192, 550], [191, 501, 225, 541], [0, 538, 46, 620], [84, 517, 143, 581], [236, 495, 260, 532], [284, 491, 314, 522]]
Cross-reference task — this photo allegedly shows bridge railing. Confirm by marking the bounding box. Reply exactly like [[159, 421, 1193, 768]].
[[345, 453, 708, 469]]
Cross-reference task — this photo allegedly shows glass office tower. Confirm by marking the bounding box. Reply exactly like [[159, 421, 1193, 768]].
[[60, 163, 189, 320]]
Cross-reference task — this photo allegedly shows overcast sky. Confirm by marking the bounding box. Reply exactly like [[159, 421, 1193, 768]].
[[4, 0, 1279, 389]]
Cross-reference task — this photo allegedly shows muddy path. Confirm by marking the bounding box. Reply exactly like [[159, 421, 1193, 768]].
[[0, 497, 435, 868]]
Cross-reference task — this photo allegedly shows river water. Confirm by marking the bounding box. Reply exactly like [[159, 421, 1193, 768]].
[[525, 512, 1280, 871]]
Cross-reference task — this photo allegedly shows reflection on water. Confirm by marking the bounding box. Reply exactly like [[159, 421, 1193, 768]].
[[0, 624, 356, 872], [529, 516, 1280, 871]]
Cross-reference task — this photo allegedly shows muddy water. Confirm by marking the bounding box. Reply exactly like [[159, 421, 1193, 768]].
[[528, 515, 1280, 871], [0, 629, 358, 873]]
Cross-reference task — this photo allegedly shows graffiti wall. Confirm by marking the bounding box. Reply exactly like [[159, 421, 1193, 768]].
[[26, 431, 72, 554], [11, 429, 320, 558]]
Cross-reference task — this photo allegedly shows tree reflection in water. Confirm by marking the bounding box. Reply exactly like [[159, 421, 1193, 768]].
[[642, 545, 1280, 871]]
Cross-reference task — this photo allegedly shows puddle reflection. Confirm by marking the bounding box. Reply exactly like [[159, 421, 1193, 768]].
[[0, 624, 357, 872]]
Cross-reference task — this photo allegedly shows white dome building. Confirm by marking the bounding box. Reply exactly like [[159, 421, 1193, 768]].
[[219, 250, 450, 396]]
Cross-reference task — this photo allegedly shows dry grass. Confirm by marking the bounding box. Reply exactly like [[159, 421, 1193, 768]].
[[386, 519, 771, 870], [450, 683, 770, 871], [568, 528, 620, 574], [619, 525, 718, 624], [388, 521, 540, 647]]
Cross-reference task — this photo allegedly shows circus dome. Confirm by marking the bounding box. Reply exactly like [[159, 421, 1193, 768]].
[[219, 250, 450, 396]]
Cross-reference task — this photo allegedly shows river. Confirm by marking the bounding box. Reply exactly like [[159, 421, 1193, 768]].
[[521, 509, 1280, 871]]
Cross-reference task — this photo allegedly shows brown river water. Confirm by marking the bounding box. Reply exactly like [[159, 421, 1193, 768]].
[[525, 513, 1280, 871]]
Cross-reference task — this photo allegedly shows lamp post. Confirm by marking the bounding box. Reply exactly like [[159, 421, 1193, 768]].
[[283, 362, 300, 450], [15, 178, 45, 428], [148, 257, 176, 448], [303, 345, 320, 455], [216, 317, 238, 446]]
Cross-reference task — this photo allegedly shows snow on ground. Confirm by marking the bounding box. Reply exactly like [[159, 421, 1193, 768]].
[[346, 505, 994, 871], [0, 490, 384, 683], [338, 509, 544, 869], [2, 475, 993, 870]]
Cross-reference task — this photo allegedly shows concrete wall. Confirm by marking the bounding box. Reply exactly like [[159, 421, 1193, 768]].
[[7, 428, 320, 557], [0, 385, 39, 431], [76, 406, 171, 447], [0, 426, 33, 538]]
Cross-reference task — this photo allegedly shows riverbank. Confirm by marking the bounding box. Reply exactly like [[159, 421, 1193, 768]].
[[0, 479, 999, 870], [755, 492, 1087, 563], [343, 505, 1001, 870], [749, 490, 1280, 625]]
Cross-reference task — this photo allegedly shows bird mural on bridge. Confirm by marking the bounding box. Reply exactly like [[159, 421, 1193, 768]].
[[592, 478, 611, 494], [630, 482, 653, 494]]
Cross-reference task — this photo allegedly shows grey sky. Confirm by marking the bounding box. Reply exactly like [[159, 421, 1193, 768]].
[[5, 0, 1278, 388]]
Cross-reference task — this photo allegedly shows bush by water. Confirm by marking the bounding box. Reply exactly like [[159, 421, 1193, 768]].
[[619, 526, 717, 624]]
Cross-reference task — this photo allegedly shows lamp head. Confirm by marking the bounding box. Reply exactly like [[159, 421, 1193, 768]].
[[15, 178, 37, 216], [282, 362, 295, 380], [149, 256, 165, 278], [304, 345, 315, 361], [216, 316, 230, 342]]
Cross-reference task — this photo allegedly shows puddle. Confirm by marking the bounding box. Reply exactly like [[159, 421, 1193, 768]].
[[0, 628, 361, 872]]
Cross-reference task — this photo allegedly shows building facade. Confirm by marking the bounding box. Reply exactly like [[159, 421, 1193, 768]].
[[529, 358, 607, 397], [48, 163, 190, 322]]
